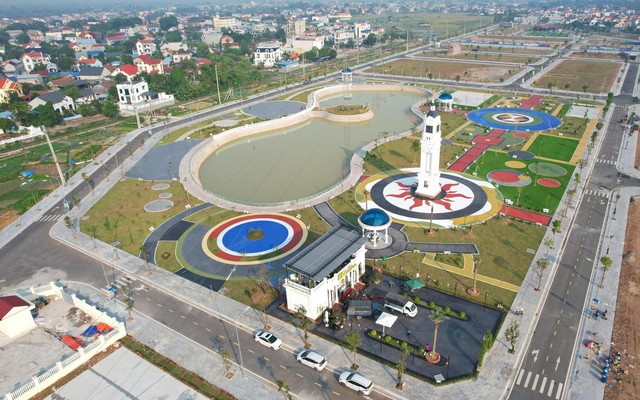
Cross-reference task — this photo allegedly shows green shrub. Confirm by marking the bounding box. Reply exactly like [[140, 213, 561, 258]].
[[429, 301, 436, 308], [414, 296, 420, 303], [385, 336, 392, 343], [370, 330, 378, 337], [444, 306, 451, 313], [459, 311, 466, 319], [400, 341, 408, 348]]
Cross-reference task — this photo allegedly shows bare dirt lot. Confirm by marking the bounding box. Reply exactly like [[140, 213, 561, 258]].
[[534, 59, 621, 93], [603, 145, 640, 400]]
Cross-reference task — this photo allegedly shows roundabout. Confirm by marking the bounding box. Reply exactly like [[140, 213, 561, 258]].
[[467, 108, 561, 131]]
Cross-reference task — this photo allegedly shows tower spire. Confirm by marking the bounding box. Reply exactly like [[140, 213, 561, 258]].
[[415, 100, 442, 199]]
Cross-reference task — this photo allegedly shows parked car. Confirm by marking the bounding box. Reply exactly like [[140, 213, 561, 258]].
[[338, 371, 373, 395], [296, 350, 327, 371], [253, 330, 282, 350]]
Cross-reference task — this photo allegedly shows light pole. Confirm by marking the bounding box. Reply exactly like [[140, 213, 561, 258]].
[[234, 306, 250, 378]]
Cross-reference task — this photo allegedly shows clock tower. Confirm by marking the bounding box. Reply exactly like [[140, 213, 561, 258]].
[[415, 102, 442, 199]]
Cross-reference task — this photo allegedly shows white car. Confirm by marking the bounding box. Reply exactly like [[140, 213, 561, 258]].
[[296, 350, 327, 371], [253, 330, 282, 350], [338, 371, 373, 395]]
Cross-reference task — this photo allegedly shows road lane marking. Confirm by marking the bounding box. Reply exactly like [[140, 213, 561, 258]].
[[532, 374, 539, 391], [560, 309, 564, 315], [296, 373, 303, 378], [524, 371, 532, 388], [315, 382, 321, 387], [554, 330, 557, 336], [516, 369, 525, 385], [569, 281, 572, 286], [193, 321, 198, 325], [539, 377, 547, 393], [168, 309, 174, 313], [546, 355, 549, 362], [548, 380, 555, 396], [248, 349, 255, 354], [542, 368, 545, 375], [180, 315, 186, 319], [279, 365, 286, 369], [263, 357, 270, 362], [550, 342, 553, 349], [156, 303, 162, 307], [219, 335, 225, 339], [557, 319, 561, 325], [206, 328, 211, 332], [332, 391, 340, 396], [556, 382, 564, 399]]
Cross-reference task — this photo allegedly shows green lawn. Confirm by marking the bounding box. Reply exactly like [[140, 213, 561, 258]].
[[529, 134, 579, 162], [80, 178, 200, 255], [154, 241, 183, 272], [471, 150, 573, 213]]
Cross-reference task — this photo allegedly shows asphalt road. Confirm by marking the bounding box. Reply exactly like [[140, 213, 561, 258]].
[[507, 61, 639, 400]]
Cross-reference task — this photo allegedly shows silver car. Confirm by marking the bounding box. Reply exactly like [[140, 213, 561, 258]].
[[296, 350, 327, 371], [338, 371, 373, 395], [253, 330, 282, 350]]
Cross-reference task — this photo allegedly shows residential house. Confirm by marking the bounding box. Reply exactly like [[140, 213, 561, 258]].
[[76, 66, 110, 81], [220, 35, 238, 49], [201, 29, 222, 46], [285, 36, 325, 54], [21, 52, 51, 73], [172, 52, 192, 63], [76, 88, 96, 104], [29, 90, 76, 113], [212, 15, 240, 30], [1, 59, 25, 78], [160, 41, 188, 56], [133, 55, 164, 75], [111, 64, 139, 81], [135, 40, 156, 56], [16, 74, 45, 85], [253, 41, 282, 68], [116, 80, 175, 114], [77, 58, 103, 69], [0, 78, 23, 103]]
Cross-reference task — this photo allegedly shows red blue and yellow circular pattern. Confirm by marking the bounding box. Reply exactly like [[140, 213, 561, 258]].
[[202, 213, 307, 265]]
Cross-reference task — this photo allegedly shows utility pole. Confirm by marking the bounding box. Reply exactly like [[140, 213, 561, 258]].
[[42, 127, 66, 186], [406, 30, 409, 53], [214, 64, 222, 105]]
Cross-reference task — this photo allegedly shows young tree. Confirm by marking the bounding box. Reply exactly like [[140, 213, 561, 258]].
[[64, 215, 76, 239], [504, 320, 520, 354], [139, 245, 152, 275], [345, 331, 362, 369], [396, 345, 410, 390], [102, 101, 119, 117], [411, 139, 420, 164], [543, 238, 554, 257], [221, 350, 233, 376], [534, 258, 549, 291], [121, 284, 134, 320], [427, 307, 449, 362], [551, 219, 561, 235], [294, 305, 310, 347], [599, 256, 613, 288], [276, 379, 292, 400]]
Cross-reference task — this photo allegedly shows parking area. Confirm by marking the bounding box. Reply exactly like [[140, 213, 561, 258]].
[[310, 272, 504, 381]]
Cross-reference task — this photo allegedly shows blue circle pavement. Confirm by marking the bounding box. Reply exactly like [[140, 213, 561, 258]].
[[220, 219, 290, 254], [468, 107, 561, 131]]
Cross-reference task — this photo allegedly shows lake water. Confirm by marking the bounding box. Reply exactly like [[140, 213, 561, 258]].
[[198, 91, 423, 204]]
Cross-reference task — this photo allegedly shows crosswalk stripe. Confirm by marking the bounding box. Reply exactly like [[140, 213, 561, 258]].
[[516, 369, 525, 385], [556, 382, 563, 399], [532, 374, 539, 391], [539, 376, 547, 393], [548, 380, 555, 396], [524, 371, 532, 388]]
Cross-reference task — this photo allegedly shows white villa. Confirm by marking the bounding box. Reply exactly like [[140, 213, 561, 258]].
[[283, 226, 367, 320]]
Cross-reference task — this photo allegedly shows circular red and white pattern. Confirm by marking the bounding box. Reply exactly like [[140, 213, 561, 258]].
[[492, 113, 534, 124], [382, 175, 476, 214]]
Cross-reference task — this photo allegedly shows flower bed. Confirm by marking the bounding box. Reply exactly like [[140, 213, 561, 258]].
[[366, 329, 427, 358]]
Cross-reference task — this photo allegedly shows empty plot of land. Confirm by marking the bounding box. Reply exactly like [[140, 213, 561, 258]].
[[534, 59, 621, 93], [420, 51, 538, 64], [565, 105, 600, 119], [461, 44, 554, 56], [478, 34, 567, 43], [377, 58, 520, 83], [571, 51, 622, 60]]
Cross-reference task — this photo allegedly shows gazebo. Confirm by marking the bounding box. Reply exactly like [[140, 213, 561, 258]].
[[358, 208, 392, 248], [438, 92, 453, 111]]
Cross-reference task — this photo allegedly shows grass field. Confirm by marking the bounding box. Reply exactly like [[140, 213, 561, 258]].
[[80, 178, 199, 255], [534, 60, 621, 93], [375, 58, 519, 83], [529, 134, 580, 162], [570, 52, 622, 60], [350, 13, 493, 39], [471, 150, 573, 213], [552, 116, 590, 138]]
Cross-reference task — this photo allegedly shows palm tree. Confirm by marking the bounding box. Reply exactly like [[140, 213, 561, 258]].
[[599, 256, 613, 288], [345, 331, 362, 369], [396, 346, 410, 390], [427, 307, 449, 362], [294, 305, 310, 347], [468, 255, 480, 296], [64, 215, 76, 239], [363, 188, 369, 211]]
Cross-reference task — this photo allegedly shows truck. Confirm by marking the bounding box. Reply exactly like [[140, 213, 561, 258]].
[[384, 292, 418, 317]]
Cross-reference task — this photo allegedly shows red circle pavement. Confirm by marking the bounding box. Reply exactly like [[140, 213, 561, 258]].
[[537, 178, 561, 188], [489, 170, 521, 183]]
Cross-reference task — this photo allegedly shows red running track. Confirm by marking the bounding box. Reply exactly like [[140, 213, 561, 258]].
[[500, 205, 551, 226]]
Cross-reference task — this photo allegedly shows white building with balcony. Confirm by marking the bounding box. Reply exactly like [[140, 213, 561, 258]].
[[253, 41, 282, 68], [116, 80, 175, 114], [283, 226, 367, 320]]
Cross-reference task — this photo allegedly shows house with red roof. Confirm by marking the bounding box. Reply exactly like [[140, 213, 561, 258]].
[[133, 55, 165, 75], [0, 295, 35, 338], [0, 78, 24, 103], [77, 57, 103, 68], [21, 52, 51, 73], [111, 64, 139, 81]]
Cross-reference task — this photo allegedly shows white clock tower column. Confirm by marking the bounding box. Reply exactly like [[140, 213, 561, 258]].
[[415, 102, 442, 199]]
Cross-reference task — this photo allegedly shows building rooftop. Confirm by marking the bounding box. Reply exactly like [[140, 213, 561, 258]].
[[285, 226, 366, 282]]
